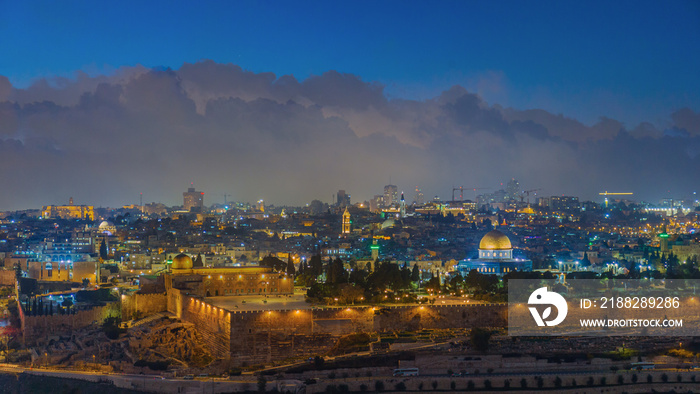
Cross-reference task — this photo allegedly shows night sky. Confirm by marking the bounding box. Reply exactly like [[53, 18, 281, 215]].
[[0, 1, 699, 210]]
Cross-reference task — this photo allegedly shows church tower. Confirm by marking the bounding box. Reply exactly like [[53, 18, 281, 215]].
[[400, 192, 406, 218], [342, 207, 351, 234]]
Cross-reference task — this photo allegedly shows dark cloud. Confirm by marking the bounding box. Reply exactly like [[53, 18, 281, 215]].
[[671, 108, 700, 136], [0, 60, 698, 211], [8, 66, 147, 107]]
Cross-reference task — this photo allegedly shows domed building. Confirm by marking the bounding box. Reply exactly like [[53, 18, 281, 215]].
[[98, 220, 117, 236], [457, 229, 532, 276], [164, 252, 294, 298], [171, 253, 193, 271]]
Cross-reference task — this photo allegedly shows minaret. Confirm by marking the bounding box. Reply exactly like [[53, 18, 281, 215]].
[[659, 225, 669, 253], [371, 239, 379, 266], [400, 192, 406, 218], [342, 207, 351, 234]]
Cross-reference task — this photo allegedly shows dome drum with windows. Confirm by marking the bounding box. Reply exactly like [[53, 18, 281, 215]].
[[478, 230, 513, 259]]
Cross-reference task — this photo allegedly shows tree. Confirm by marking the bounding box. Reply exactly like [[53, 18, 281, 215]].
[[374, 380, 384, 392], [261, 254, 286, 271], [309, 254, 323, 277], [338, 284, 364, 304], [193, 253, 204, 268], [328, 258, 348, 285], [257, 374, 266, 393], [99, 238, 108, 260], [411, 264, 420, 282], [425, 274, 441, 294], [14, 263, 22, 281], [470, 328, 492, 353], [286, 255, 295, 276]]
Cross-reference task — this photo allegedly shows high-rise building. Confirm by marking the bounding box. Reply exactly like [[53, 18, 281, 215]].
[[337, 190, 351, 207], [369, 195, 383, 212], [383, 184, 398, 207], [413, 187, 424, 205], [550, 196, 580, 211], [183, 187, 204, 212], [506, 178, 520, 201]]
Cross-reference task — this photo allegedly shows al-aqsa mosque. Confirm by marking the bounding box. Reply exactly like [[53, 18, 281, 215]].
[[164, 253, 294, 298], [457, 229, 532, 276]]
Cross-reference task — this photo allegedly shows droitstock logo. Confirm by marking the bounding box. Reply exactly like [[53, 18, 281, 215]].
[[528, 287, 568, 327]]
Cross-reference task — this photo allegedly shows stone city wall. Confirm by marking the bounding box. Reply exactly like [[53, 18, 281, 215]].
[[167, 289, 231, 359], [373, 304, 507, 332], [224, 304, 506, 366], [0, 269, 15, 286], [121, 292, 167, 320], [165, 290, 507, 365], [19, 303, 116, 345]]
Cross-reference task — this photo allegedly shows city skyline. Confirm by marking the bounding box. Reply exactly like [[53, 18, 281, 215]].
[[3, 3, 700, 390]]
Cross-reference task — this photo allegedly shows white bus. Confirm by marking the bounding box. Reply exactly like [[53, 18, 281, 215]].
[[393, 368, 419, 377]]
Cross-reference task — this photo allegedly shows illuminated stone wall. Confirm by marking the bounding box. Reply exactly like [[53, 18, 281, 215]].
[[0, 269, 15, 286], [180, 296, 231, 359], [166, 288, 507, 365], [19, 303, 117, 345], [121, 292, 167, 320], [224, 304, 506, 366]]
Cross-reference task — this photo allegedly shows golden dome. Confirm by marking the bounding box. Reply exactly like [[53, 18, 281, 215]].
[[479, 230, 512, 250], [171, 253, 193, 270], [519, 205, 535, 214]]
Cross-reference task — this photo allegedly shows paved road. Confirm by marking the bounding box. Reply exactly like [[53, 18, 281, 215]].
[[0, 364, 274, 393]]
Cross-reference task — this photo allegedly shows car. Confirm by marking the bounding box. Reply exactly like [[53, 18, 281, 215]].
[[183, 375, 194, 380]]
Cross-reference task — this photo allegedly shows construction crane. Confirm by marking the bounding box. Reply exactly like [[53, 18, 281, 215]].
[[452, 186, 464, 202], [215, 193, 233, 206], [520, 189, 542, 204], [599, 191, 633, 207], [453, 186, 490, 202], [599, 191, 634, 196]]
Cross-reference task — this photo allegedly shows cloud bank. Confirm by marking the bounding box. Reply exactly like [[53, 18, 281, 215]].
[[1, 60, 698, 210]]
